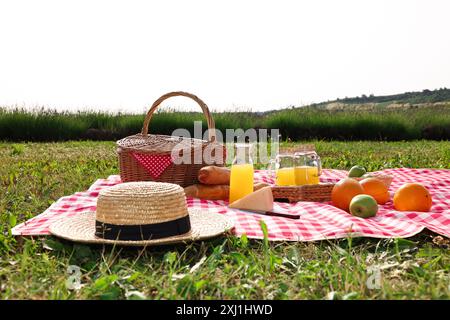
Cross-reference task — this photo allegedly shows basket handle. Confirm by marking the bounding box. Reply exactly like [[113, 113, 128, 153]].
[[141, 91, 217, 142]]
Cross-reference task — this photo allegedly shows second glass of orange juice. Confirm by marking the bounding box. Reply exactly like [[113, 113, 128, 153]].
[[269, 154, 296, 186], [294, 151, 322, 185]]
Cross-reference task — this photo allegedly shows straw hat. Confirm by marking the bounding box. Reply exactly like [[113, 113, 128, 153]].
[[49, 182, 234, 246]]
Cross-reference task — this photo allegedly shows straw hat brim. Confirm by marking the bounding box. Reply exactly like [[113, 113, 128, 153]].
[[49, 209, 234, 246]]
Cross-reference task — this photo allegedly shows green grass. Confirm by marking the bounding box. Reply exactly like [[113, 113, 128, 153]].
[[267, 107, 450, 141], [1, 105, 450, 141], [0, 141, 449, 299]]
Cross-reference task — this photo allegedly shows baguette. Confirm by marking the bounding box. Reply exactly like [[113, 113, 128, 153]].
[[184, 184, 230, 200], [198, 166, 231, 185], [184, 182, 271, 200]]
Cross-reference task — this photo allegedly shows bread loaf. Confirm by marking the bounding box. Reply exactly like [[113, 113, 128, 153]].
[[184, 184, 230, 200], [198, 166, 230, 185]]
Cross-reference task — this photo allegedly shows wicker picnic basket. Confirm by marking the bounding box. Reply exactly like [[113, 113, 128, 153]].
[[117, 92, 226, 187], [272, 184, 335, 203]]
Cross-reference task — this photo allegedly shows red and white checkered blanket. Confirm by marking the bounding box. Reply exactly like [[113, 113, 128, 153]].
[[12, 168, 450, 241]]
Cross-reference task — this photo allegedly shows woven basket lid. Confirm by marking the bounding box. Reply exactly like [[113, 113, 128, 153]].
[[117, 134, 214, 155], [49, 181, 234, 246]]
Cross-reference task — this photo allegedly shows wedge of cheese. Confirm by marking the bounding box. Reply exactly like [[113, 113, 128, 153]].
[[229, 186, 274, 212]]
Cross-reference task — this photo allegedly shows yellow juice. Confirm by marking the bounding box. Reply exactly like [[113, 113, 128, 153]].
[[276, 167, 295, 186], [294, 166, 320, 185], [229, 163, 254, 203]]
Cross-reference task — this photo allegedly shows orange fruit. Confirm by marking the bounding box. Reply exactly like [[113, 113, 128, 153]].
[[360, 177, 390, 205], [331, 178, 364, 211], [393, 183, 432, 212]]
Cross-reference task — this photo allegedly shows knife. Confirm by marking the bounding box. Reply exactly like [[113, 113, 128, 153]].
[[238, 209, 300, 219]]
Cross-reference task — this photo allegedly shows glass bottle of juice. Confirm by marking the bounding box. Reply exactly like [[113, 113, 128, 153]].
[[229, 143, 254, 204]]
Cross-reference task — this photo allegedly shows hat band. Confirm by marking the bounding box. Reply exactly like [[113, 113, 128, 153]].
[[95, 215, 191, 241]]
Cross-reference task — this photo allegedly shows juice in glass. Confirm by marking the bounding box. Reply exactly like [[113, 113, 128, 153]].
[[276, 167, 296, 186], [269, 154, 296, 186], [294, 150, 322, 185], [229, 163, 254, 203], [294, 165, 320, 185], [229, 143, 254, 203]]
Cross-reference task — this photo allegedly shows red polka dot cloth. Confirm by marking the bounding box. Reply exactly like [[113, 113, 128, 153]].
[[11, 168, 450, 241], [131, 153, 173, 179]]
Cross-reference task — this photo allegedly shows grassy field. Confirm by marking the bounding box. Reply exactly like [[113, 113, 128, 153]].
[[0, 141, 449, 299], [1, 104, 450, 142]]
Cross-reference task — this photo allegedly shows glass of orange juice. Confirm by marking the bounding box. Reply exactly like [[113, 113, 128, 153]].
[[269, 154, 296, 186], [294, 151, 321, 185]]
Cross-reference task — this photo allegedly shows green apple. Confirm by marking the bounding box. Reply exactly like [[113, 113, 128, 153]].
[[348, 165, 366, 178], [349, 194, 378, 218]]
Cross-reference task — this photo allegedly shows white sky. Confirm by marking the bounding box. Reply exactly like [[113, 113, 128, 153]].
[[0, 0, 449, 113]]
